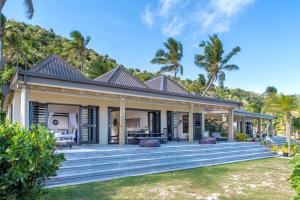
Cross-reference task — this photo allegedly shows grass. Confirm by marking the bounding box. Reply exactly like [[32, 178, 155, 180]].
[[44, 158, 295, 200]]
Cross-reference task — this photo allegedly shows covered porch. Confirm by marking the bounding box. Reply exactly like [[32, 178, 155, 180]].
[[6, 83, 239, 145], [205, 109, 274, 139]]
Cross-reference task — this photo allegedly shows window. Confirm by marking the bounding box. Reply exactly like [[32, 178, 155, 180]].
[[126, 118, 140, 129], [183, 115, 189, 133]]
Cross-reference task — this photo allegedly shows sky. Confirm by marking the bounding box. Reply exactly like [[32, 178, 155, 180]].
[[3, 0, 300, 94]]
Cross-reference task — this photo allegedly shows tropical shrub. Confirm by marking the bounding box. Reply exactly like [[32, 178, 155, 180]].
[[269, 145, 278, 152], [290, 156, 300, 199], [0, 123, 65, 200], [282, 143, 299, 156], [235, 132, 248, 142]]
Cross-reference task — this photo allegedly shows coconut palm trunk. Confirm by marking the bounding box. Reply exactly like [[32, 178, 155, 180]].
[[286, 112, 291, 156], [201, 75, 216, 96]]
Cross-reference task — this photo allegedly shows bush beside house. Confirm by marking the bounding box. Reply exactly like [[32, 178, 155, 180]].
[[0, 123, 65, 200], [235, 132, 248, 142]]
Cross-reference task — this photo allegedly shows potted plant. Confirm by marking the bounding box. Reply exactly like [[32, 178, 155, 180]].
[[282, 146, 289, 157], [144, 126, 149, 133]]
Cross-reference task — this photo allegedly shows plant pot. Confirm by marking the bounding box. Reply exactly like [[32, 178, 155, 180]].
[[283, 152, 289, 157]]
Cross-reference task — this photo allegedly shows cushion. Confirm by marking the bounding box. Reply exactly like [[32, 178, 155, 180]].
[[139, 139, 161, 147], [199, 137, 217, 144]]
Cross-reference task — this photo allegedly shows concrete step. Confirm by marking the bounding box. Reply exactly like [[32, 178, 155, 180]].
[[47, 151, 275, 187], [46, 142, 276, 188], [57, 148, 270, 175], [64, 143, 262, 160], [62, 144, 263, 165]]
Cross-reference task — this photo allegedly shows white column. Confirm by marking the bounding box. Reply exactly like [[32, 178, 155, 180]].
[[201, 111, 205, 133], [20, 86, 29, 129], [12, 91, 21, 124], [258, 118, 262, 135], [269, 119, 273, 136], [228, 108, 234, 141], [160, 109, 167, 133], [119, 98, 126, 145], [99, 105, 108, 144], [188, 104, 194, 143]]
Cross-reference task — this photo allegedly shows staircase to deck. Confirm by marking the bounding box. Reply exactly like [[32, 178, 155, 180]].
[[270, 136, 299, 146], [46, 142, 276, 188]]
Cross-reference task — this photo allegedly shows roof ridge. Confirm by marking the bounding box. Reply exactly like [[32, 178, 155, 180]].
[[164, 75, 190, 94], [111, 66, 149, 88], [54, 55, 86, 79], [30, 55, 56, 72], [107, 66, 123, 83], [94, 66, 119, 82]]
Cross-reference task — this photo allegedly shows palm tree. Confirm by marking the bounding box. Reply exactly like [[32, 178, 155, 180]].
[[0, 0, 34, 69], [151, 37, 183, 80], [194, 34, 241, 96], [292, 117, 300, 139], [66, 30, 91, 74], [264, 94, 300, 156]]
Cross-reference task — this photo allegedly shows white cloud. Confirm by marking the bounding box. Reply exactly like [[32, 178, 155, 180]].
[[212, 0, 254, 16], [141, 5, 154, 29], [141, 0, 255, 36], [162, 17, 185, 36], [201, 0, 255, 32], [159, 0, 181, 16]]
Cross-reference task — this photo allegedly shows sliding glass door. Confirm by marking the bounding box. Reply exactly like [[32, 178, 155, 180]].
[[80, 106, 99, 144], [193, 113, 202, 140]]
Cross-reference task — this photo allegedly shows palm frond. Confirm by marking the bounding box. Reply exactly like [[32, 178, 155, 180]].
[[159, 65, 172, 73], [84, 36, 91, 47], [222, 46, 241, 64], [155, 49, 165, 57], [23, 0, 34, 19], [150, 57, 168, 64], [70, 30, 84, 43], [222, 64, 239, 71]]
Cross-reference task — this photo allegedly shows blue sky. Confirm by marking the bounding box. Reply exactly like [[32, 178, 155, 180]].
[[4, 0, 300, 94]]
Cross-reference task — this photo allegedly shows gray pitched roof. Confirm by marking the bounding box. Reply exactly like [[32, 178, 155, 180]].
[[145, 75, 190, 95], [233, 109, 274, 120], [30, 55, 86, 81], [94, 66, 148, 89]]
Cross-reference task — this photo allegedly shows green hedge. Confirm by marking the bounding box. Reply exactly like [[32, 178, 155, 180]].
[[0, 123, 65, 200]]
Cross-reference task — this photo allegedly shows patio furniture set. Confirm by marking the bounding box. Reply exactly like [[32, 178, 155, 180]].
[[127, 131, 168, 144]]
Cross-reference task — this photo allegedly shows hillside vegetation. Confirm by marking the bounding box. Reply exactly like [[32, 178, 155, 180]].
[[0, 20, 286, 133]]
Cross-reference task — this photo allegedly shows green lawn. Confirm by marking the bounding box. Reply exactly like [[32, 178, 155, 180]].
[[45, 158, 295, 200]]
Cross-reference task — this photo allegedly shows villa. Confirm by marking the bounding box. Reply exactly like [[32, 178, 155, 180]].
[[2, 55, 274, 145]]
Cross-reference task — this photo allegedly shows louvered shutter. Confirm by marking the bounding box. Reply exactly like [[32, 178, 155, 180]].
[[29, 102, 48, 127]]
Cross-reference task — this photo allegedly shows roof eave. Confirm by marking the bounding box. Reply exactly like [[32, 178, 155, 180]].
[[16, 70, 242, 108]]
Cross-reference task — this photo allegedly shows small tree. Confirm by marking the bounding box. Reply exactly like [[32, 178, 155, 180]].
[[264, 94, 300, 156], [0, 123, 64, 199]]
